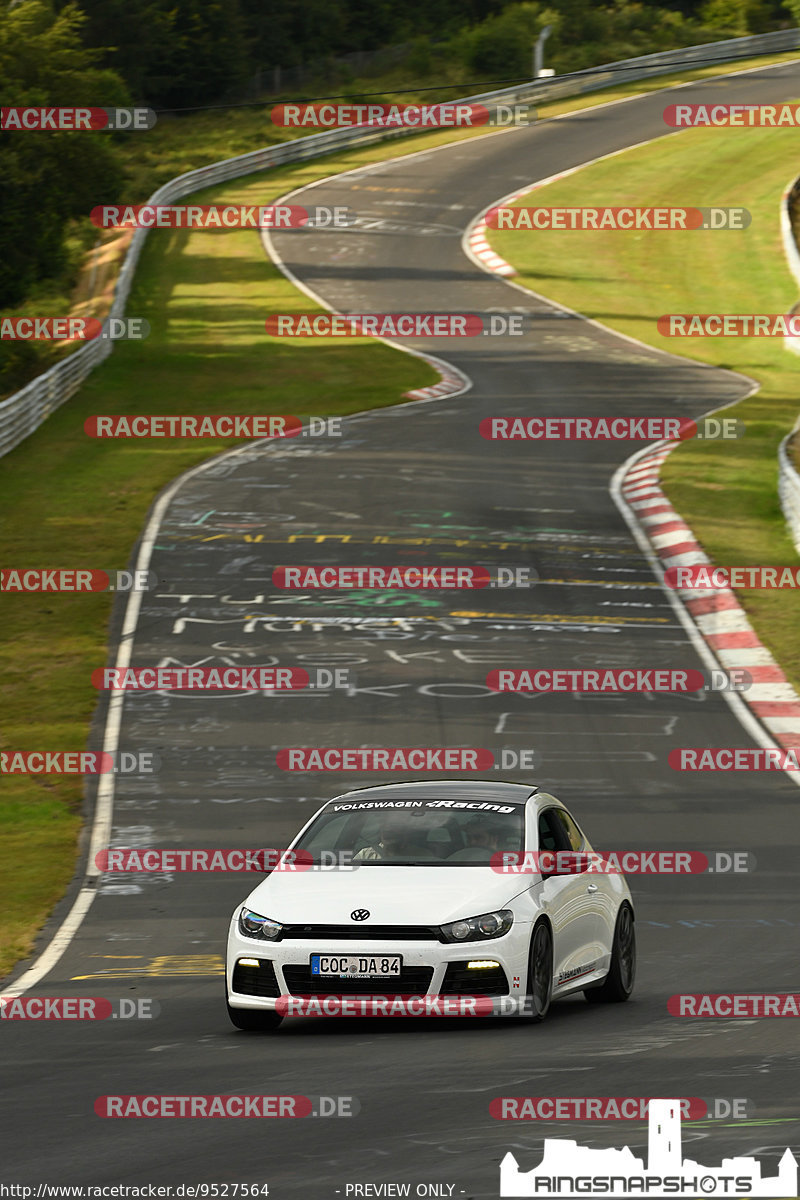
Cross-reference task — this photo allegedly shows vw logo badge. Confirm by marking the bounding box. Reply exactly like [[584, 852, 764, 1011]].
[[350, 908, 370, 921]]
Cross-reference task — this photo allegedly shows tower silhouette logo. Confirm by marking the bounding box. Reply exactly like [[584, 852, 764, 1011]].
[[500, 1098, 797, 1197]]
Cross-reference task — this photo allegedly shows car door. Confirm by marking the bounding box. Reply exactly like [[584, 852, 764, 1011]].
[[557, 805, 619, 954], [537, 806, 603, 987]]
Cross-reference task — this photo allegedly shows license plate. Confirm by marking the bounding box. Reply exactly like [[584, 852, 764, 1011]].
[[311, 954, 402, 977]]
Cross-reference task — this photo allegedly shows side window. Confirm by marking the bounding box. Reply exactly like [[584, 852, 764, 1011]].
[[538, 809, 570, 852], [552, 808, 585, 851]]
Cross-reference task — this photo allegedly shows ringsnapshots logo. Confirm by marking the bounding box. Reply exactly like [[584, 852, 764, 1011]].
[[499, 1098, 798, 1197]]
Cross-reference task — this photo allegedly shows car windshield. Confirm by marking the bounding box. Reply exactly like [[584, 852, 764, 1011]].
[[293, 801, 525, 866]]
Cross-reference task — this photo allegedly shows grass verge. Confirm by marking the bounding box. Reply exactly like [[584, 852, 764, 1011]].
[[488, 117, 800, 692]]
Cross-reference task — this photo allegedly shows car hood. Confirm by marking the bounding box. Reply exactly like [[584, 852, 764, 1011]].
[[241, 866, 528, 926]]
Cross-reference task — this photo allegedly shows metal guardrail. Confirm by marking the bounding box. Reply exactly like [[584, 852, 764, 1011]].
[[778, 424, 800, 554], [779, 174, 800, 551], [2, 28, 799, 459]]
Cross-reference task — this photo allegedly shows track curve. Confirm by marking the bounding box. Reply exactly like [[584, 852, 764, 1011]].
[[3, 60, 800, 1195]]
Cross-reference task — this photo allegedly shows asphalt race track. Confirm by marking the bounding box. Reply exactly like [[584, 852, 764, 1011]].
[[3, 61, 800, 1196]]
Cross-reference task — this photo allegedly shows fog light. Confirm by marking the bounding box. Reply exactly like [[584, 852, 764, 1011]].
[[467, 960, 500, 969], [238, 958, 260, 967]]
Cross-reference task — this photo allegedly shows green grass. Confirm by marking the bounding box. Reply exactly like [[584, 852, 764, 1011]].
[[2, 49, 800, 979], [488, 119, 800, 692]]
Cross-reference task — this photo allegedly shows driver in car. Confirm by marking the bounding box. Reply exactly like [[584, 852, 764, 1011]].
[[352, 817, 411, 861], [449, 816, 521, 860]]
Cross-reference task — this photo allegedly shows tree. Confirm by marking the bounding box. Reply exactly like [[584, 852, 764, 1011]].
[[0, 0, 126, 307], [76, 0, 249, 106]]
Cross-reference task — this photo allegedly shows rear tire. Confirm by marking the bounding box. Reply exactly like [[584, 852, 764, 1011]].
[[526, 921, 553, 1022], [226, 986, 283, 1031], [584, 903, 635, 1004]]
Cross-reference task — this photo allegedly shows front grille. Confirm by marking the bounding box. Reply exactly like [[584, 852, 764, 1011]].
[[232, 959, 280, 998], [282, 965, 435, 996], [441, 962, 509, 996], [280, 924, 443, 942]]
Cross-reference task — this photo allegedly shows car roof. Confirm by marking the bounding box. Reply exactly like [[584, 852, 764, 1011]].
[[326, 780, 539, 808]]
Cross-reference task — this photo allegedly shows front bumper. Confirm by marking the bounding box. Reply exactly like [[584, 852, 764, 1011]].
[[226, 918, 532, 1014]]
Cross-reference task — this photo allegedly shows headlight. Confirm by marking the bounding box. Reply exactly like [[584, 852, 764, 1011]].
[[440, 909, 513, 943], [238, 907, 283, 941]]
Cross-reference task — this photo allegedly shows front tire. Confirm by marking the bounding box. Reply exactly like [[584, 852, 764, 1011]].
[[527, 921, 553, 1022], [584, 903, 635, 1004], [226, 986, 283, 1031]]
